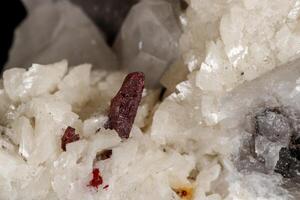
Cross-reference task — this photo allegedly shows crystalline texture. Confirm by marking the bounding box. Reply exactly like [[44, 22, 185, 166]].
[[3, 60, 67, 102], [275, 148, 300, 178], [255, 108, 292, 143], [105, 72, 145, 139], [185, 0, 300, 94], [114, 0, 181, 87], [213, 58, 300, 197], [246, 106, 300, 175]]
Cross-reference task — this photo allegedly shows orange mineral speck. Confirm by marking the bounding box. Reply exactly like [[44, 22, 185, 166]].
[[172, 186, 194, 200]]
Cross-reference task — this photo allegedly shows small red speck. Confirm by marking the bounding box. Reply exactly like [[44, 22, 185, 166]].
[[61, 126, 80, 151], [88, 168, 103, 189], [103, 185, 109, 189], [181, 190, 188, 196]]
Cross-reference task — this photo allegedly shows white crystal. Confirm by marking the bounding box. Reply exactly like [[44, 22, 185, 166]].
[[3, 60, 67, 102], [12, 116, 34, 159], [183, 0, 300, 94], [82, 115, 108, 137], [55, 64, 91, 108]]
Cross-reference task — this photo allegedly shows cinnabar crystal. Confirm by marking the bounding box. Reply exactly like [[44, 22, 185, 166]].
[[105, 72, 145, 138], [88, 168, 103, 189], [61, 126, 80, 151]]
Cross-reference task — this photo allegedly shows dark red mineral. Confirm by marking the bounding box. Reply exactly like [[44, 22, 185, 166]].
[[88, 168, 103, 189], [105, 72, 145, 139], [61, 126, 80, 151]]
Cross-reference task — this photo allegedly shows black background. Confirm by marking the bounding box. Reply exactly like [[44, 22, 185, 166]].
[[0, 0, 27, 70]]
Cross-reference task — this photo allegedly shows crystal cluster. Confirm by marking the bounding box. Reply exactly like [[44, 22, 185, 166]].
[[180, 0, 300, 91], [0, 61, 180, 200], [217, 60, 300, 199], [151, 0, 300, 199], [2, 0, 300, 199]]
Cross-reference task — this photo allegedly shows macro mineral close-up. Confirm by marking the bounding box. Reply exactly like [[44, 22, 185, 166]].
[[1, 0, 300, 200]]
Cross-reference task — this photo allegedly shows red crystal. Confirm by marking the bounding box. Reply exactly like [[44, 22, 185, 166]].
[[61, 126, 80, 151], [105, 72, 145, 139], [88, 168, 103, 189]]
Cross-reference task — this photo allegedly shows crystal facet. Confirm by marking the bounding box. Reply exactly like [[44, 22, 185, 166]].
[[114, 0, 181, 87]]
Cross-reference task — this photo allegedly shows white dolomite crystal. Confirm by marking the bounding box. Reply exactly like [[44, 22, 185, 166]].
[[0, 61, 188, 200], [151, 0, 300, 199], [181, 0, 300, 92]]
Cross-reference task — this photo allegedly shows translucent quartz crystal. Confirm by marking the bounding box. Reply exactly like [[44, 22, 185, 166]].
[[114, 0, 181, 87], [6, 1, 118, 70]]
